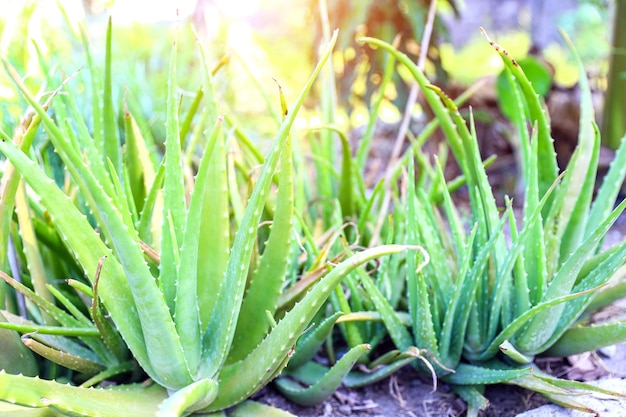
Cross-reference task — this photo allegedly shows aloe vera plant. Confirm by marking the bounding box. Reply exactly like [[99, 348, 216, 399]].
[[273, 2, 490, 398], [351, 31, 626, 415], [0, 21, 421, 416]]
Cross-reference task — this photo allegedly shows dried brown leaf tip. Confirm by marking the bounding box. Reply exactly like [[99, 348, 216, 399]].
[[479, 27, 520, 67], [273, 78, 288, 117], [479, 27, 494, 46]]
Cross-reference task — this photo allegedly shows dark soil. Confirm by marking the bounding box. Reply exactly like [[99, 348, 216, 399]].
[[254, 339, 626, 416], [254, 365, 551, 416]]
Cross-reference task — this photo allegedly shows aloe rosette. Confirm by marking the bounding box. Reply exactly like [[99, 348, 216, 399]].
[[355, 31, 626, 415], [0, 22, 421, 416]]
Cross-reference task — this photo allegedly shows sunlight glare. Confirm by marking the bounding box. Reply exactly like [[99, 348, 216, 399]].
[[109, 0, 196, 23], [213, 0, 260, 18]]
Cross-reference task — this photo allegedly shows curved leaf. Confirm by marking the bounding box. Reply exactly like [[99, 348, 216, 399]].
[[287, 312, 343, 370], [208, 244, 416, 411], [157, 378, 218, 417], [543, 321, 626, 357], [275, 344, 370, 406], [344, 347, 422, 388]]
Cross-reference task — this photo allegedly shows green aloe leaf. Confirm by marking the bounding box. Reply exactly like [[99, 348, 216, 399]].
[[80, 364, 134, 390], [499, 340, 534, 364], [443, 363, 531, 385], [452, 385, 489, 417], [0, 311, 37, 376], [0, 322, 98, 337], [229, 400, 297, 417], [179, 87, 205, 148], [0, 79, 60, 290], [554, 31, 599, 265], [208, 244, 416, 411], [102, 18, 122, 183], [520, 124, 548, 307], [14, 181, 55, 325], [544, 321, 626, 357], [0, 270, 114, 364], [405, 156, 441, 362], [90, 259, 128, 362], [199, 29, 339, 380], [496, 56, 552, 124], [357, 37, 464, 171], [481, 29, 558, 206], [586, 130, 626, 242], [275, 344, 370, 406], [343, 347, 422, 388], [0, 310, 104, 367], [0, 402, 55, 416], [175, 117, 223, 374], [21, 336, 105, 375], [159, 34, 187, 315], [287, 312, 343, 370], [337, 126, 357, 218], [46, 284, 91, 325], [469, 285, 603, 362], [228, 131, 294, 363], [195, 48, 229, 333], [434, 158, 466, 264], [346, 240, 414, 352], [0, 371, 167, 417], [539, 239, 626, 352], [137, 162, 165, 247], [517, 198, 626, 353], [331, 274, 365, 350], [0, 138, 190, 389], [123, 106, 157, 216], [157, 378, 218, 417]]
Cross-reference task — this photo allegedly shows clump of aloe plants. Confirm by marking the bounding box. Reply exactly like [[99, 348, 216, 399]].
[[0, 20, 419, 416], [342, 31, 626, 415], [3, 8, 626, 417]]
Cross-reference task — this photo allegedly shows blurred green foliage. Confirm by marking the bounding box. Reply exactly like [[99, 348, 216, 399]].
[[601, 0, 626, 149], [496, 56, 553, 121], [307, 0, 459, 110]]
